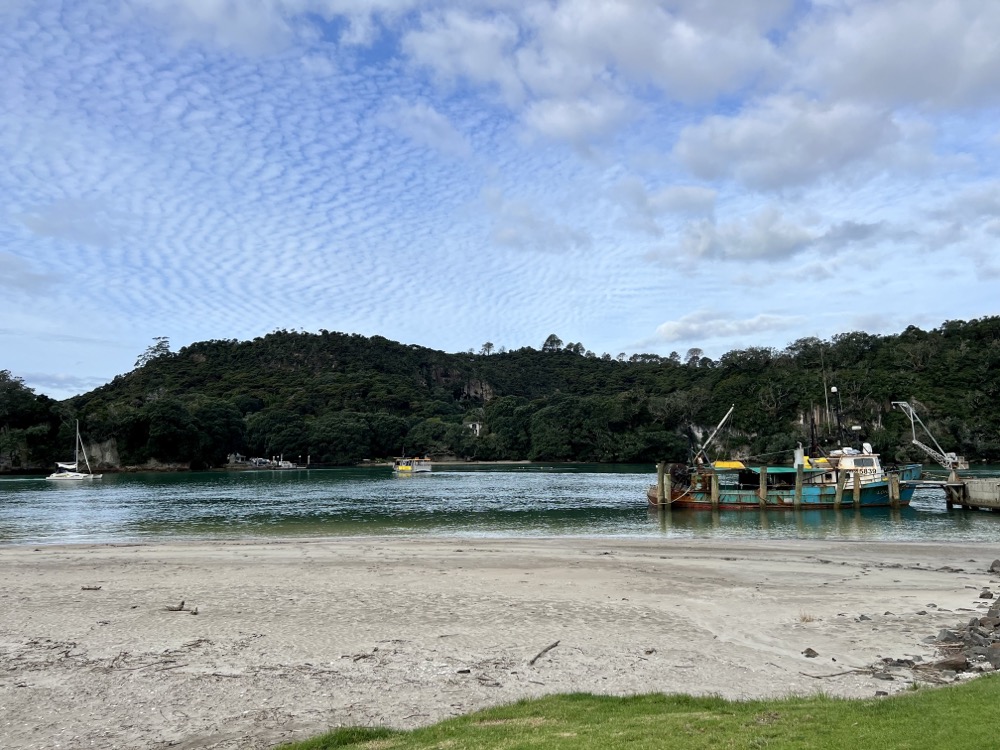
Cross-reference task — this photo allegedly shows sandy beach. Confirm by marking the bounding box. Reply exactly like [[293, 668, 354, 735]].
[[1, 536, 997, 749]]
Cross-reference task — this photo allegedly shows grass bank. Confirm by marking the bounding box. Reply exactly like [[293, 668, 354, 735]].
[[279, 675, 999, 749]]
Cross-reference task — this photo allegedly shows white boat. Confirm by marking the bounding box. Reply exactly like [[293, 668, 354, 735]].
[[46, 421, 102, 481], [392, 457, 432, 474]]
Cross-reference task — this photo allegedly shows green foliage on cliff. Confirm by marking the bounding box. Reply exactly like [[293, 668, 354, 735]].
[[3, 317, 1000, 471]]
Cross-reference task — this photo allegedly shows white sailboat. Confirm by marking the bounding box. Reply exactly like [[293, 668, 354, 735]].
[[46, 420, 102, 481]]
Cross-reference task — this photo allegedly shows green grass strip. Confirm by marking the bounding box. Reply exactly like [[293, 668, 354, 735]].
[[277, 674, 1000, 750]]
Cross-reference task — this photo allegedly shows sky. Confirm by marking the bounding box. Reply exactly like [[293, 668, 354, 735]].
[[3, 0, 1000, 400]]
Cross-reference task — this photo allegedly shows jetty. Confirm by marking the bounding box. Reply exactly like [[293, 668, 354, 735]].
[[905, 476, 1000, 511]]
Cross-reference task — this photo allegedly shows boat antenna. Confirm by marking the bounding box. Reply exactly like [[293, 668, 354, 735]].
[[697, 404, 735, 465]]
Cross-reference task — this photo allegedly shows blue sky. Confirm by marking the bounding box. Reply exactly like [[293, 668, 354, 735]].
[[3, 0, 999, 400]]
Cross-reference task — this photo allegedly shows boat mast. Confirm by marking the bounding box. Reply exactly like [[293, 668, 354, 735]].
[[77, 420, 94, 475]]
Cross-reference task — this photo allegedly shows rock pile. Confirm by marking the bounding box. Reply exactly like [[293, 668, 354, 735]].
[[917, 599, 1000, 675], [874, 563, 1000, 685]]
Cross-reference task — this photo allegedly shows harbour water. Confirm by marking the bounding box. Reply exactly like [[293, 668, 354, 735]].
[[1, 464, 999, 545]]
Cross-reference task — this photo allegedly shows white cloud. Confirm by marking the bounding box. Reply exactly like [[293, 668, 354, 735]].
[[792, 0, 1000, 109], [134, 0, 298, 56], [521, 89, 631, 145], [667, 207, 815, 261], [650, 309, 803, 344], [483, 187, 591, 252], [18, 198, 122, 247], [0, 252, 53, 293], [379, 97, 472, 157], [674, 96, 902, 190], [300, 53, 336, 76], [519, 0, 784, 103], [402, 9, 524, 107], [614, 176, 715, 235]]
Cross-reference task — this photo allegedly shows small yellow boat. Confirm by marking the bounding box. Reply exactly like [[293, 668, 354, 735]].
[[392, 457, 432, 474]]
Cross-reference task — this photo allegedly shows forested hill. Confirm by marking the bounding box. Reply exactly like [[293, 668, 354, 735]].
[[2, 317, 999, 472]]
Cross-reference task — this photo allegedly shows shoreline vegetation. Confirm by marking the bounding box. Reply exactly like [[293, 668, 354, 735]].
[[4, 317, 1000, 475], [3, 536, 999, 749], [1, 459, 603, 476]]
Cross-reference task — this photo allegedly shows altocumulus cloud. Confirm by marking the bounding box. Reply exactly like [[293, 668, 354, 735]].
[[2, 0, 1000, 399]]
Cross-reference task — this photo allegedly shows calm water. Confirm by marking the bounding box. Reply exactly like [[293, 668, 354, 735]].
[[1, 464, 1000, 545]]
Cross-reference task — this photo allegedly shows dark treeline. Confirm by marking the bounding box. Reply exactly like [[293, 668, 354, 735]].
[[2, 317, 999, 472]]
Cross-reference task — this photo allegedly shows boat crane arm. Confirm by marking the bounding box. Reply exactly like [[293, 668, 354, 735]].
[[891, 401, 967, 472], [697, 404, 735, 464]]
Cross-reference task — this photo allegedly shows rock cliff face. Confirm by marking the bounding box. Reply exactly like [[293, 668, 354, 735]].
[[463, 379, 494, 401], [85, 438, 120, 470], [80, 439, 187, 471]]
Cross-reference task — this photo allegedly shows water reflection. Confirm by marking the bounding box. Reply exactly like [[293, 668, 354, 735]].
[[1, 464, 999, 545], [647, 503, 918, 540]]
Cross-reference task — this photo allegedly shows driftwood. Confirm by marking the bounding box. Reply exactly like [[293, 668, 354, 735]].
[[915, 655, 968, 672], [155, 663, 188, 672], [799, 669, 867, 679], [164, 601, 186, 612], [528, 640, 560, 665], [81, 586, 102, 591]]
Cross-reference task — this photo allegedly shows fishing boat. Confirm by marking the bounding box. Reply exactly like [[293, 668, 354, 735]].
[[647, 405, 921, 510], [46, 421, 103, 481], [647, 450, 921, 510], [392, 456, 432, 474]]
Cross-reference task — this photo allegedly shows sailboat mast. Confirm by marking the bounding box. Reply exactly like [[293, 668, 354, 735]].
[[77, 420, 94, 475]]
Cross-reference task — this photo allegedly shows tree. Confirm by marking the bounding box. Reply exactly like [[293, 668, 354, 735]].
[[142, 397, 199, 463], [480, 342, 494, 356], [542, 334, 563, 352], [189, 397, 246, 467], [135, 337, 172, 369], [309, 412, 372, 464], [484, 396, 532, 458], [368, 413, 410, 458]]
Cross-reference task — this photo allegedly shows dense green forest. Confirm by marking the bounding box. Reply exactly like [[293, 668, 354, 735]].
[[2, 317, 999, 472]]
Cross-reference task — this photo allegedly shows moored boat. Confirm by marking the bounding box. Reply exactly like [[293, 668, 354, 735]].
[[46, 420, 103, 481], [392, 456, 432, 474], [647, 447, 921, 510], [647, 401, 921, 510]]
